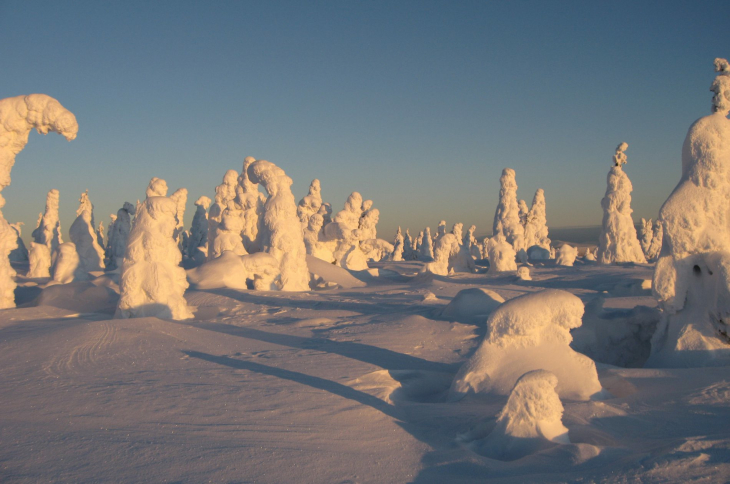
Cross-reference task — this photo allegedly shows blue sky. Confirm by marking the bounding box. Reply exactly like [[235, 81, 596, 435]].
[[1, 0, 729, 242]]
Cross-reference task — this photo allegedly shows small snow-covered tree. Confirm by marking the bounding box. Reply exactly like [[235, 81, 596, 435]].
[[646, 221, 662, 261], [424, 233, 460, 276], [187, 196, 211, 265], [29, 189, 63, 277], [640, 218, 653, 256], [434, 220, 447, 244], [105, 202, 135, 271], [237, 156, 267, 253], [248, 159, 310, 291], [69, 191, 106, 273], [8, 223, 27, 262], [556, 244, 577, 267], [117, 177, 193, 320], [523, 189, 551, 251], [170, 188, 188, 251], [390, 227, 404, 261], [493, 168, 526, 254], [208, 170, 238, 261], [597, 143, 646, 264], [303, 213, 334, 263], [297, 179, 323, 228], [487, 228, 517, 273], [403, 228, 415, 260], [418, 227, 434, 261]]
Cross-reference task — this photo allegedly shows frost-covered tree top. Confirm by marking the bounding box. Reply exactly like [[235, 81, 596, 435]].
[[0, 94, 78, 206], [334, 192, 363, 231], [215, 170, 238, 206], [711, 58, 730, 115], [597, 143, 646, 264], [195, 195, 211, 210], [297, 179, 323, 226]]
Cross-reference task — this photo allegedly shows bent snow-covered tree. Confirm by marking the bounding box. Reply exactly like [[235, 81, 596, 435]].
[[597, 143, 646, 264], [0, 94, 77, 307]]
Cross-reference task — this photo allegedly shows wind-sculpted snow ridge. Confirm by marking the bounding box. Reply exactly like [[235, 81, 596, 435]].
[[493, 168, 526, 254], [597, 143, 646, 264], [650, 58, 730, 367], [390, 227, 404, 261], [248, 159, 309, 291], [524, 189, 551, 252], [29, 189, 62, 277], [487, 227, 517, 273], [468, 370, 570, 461], [117, 178, 193, 320], [297, 179, 323, 228], [208, 170, 238, 261], [0, 94, 77, 308], [105, 202, 135, 271], [556, 244, 577, 266], [237, 157, 266, 253], [186, 196, 211, 265], [450, 289, 602, 401], [69, 191, 105, 273]]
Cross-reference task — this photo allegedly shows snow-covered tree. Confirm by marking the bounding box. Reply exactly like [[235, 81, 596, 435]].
[[390, 227, 404, 261], [434, 220, 447, 244], [403, 229, 415, 260], [518, 199, 529, 227], [556, 244, 577, 267], [208, 169, 238, 260], [646, 221, 662, 261], [117, 177, 193, 320], [597, 143, 646, 264], [493, 168, 526, 254], [248, 159, 309, 291], [424, 233, 461, 276], [69, 191, 105, 273], [170, 188, 188, 251], [523, 189, 551, 251], [28, 189, 63, 277], [105, 202, 135, 271], [487, 228, 517, 273], [418, 226, 434, 261], [51, 242, 84, 284], [297, 179, 323, 228], [237, 156, 267, 254], [640, 218, 653, 256], [8, 223, 27, 262], [303, 213, 334, 263], [187, 196, 211, 265]]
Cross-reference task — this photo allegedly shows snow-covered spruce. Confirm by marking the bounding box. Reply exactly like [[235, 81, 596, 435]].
[[390, 227, 404, 261], [248, 160, 309, 291], [324, 192, 368, 270], [471, 370, 570, 461], [649, 59, 730, 367], [465, 225, 482, 260], [170, 188, 188, 252], [434, 220, 447, 244], [29, 189, 63, 277], [51, 242, 84, 284], [237, 156, 267, 254], [646, 221, 662, 261], [403, 229, 415, 260], [358, 204, 379, 241], [556, 244, 577, 267], [450, 289, 602, 401], [640, 218, 654, 256], [186, 196, 211, 265], [207, 169, 238, 261], [210, 208, 248, 258], [487, 227, 517, 273], [597, 143, 646, 264], [117, 178, 193, 320], [0, 94, 77, 307], [418, 227, 434, 261], [523, 189, 551, 252], [493, 168, 526, 254], [105, 202, 135, 271], [297, 179, 323, 228], [303, 213, 334, 263], [8, 223, 27, 262], [69, 191, 105, 273]]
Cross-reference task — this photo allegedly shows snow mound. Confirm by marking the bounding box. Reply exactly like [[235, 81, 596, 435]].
[[472, 370, 570, 461], [306, 255, 367, 289], [440, 287, 505, 325], [187, 251, 280, 291], [516, 266, 531, 280], [450, 289, 602, 401]]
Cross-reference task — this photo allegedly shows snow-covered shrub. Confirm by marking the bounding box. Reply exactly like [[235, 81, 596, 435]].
[[248, 159, 309, 291], [450, 289, 602, 401], [516, 265, 531, 280], [117, 178, 193, 320], [493, 168, 526, 254], [597, 143, 646, 264], [556, 244, 577, 267], [470, 370, 570, 461], [0, 94, 77, 307], [69, 191, 105, 273]]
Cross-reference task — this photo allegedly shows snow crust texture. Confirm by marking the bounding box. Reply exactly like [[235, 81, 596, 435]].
[[117, 178, 193, 320], [450, 289, 602, 401]]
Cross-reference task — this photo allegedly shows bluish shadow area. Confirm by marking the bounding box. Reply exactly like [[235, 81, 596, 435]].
[[185, 322, 457, 373]]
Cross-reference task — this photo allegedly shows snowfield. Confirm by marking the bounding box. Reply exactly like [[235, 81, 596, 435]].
[[2, 258, 730, 483]]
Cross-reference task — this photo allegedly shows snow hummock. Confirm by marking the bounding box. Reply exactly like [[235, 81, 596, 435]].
[[493, 168, 526, 254], [69, 191, 105, 273], [556, 244, 578, 267], [597, 143, 647, 264], [117, 178, 193, 320], [440, 287, 505, 325], [471, 370, 570, 461], [650, 59, 730, 367], [29, 189, 62, 277], [0, 94, 77, 308], [248, 159, 309, 291], [450, 289, 602, 401]]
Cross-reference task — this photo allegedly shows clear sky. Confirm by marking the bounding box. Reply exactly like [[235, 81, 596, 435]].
[[1, 0, 729, 243]]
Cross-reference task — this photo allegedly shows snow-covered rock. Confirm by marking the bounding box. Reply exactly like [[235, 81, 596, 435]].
[[597, 143, 646, 264], [248, 159, 309, 291], [450, 289, 602, 401], [69, 191, 105, 273], [117, 178, 193, 320]]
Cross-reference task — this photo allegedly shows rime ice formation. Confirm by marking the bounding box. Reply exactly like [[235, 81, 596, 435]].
[[474, 370, 570, 461], [117, 178, 193, 320], [187, 196, 211, 265], [170, 188, 188, 249], [210, 209, 248, 258], [556, 244, 577, 267], [649, 59, 730, 367], [390, 227, 404, 261], [208, 170, 238, 261], [8, 223, 27, 262], [358, 207, 379, 241], [106, 202, 135, 271], [487, 228, 517, 273], [0, 94, 77, 308], [424, 233, 461, 276], [640, 218, 654, 256], [303, 214, 334, 263], [646, 221, 663, 261], [434, 220, 447, 244], [418, 227, 434, 261], [237, 157, 267, 254], [297, 179, 323, 227], [51, 242, 83, 284], [69, 191, 105, 273], [523, 189, 551, 252], [29, 189, 63, 277], [450, 289, 601, 401], [248, 160, 309, 291], [597, 143, 647, 264], [493, 168, 526, 254]]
